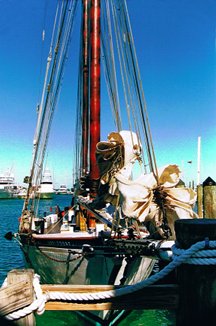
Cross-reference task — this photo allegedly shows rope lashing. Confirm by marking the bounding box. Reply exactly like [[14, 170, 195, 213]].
[[5, 240, 216, 321], [6, 274, 50, 320], [172, 240, 216, 265]]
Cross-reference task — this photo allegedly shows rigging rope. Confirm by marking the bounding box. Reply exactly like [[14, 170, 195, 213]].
[[110, 0, 159, 180], [75, 21, 86, 180], [36, 0, 49, 105], [101, 0, 122, 131], [23, 0, 78, 217], [123, 0, 159, 182], [73, 0, 160, 188]]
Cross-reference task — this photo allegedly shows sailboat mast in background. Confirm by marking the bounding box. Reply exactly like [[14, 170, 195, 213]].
[[197, 136, 201, 186]]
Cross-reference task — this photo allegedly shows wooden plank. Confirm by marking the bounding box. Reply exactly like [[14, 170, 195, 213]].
[[44, 284, 179, 311], [42, 284, 117, 293], [0, 281, 32, 316]]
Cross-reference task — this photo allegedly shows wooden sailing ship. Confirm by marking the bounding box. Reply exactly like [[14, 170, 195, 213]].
[[16, 1, 198, 324]]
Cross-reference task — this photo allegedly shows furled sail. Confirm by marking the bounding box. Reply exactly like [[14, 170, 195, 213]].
[[96, 131, 198, 239]]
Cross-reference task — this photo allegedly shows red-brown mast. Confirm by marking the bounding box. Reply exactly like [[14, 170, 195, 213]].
[[89, 0, 100, 196], [82, 0, 90, 174]]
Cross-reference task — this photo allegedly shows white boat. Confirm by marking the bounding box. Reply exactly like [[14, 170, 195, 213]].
[[56, 184, 68, 195], [15, 187, 27, 199], [0, 170, 16, 199], [16, 1, 198, 325], [36, 169, 54, 199]]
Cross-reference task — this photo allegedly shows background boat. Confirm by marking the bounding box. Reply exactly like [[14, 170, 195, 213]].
[[55, 184, 69, 195], [13, 186, 27, 199], [0, 169, 16, 199], [36, 169, 55, 199]]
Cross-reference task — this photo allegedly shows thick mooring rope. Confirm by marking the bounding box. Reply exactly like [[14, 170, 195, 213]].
[[5, 240, 216, 321]]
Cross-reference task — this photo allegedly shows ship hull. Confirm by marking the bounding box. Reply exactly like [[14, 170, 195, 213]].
[[20, 234, 155, 325], [0, 189, 13, 199], [36, 192, 54, 200]]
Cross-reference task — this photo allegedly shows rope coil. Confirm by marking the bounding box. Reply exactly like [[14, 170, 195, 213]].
[[4, 239, 216, 321]]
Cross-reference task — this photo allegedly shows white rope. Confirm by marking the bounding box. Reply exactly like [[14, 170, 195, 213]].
[[32, 274, 48, 315], [5, 274, 49, 321], [1, 277, 7, 289], [4, 240, 216, 320]]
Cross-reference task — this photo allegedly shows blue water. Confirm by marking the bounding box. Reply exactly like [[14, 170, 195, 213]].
[[0, 196, 175, 325]]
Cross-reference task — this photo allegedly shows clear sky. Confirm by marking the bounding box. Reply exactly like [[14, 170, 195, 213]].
[[0, 0, 215, 188]]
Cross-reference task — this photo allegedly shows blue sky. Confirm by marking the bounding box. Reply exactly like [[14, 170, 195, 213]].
[[0, 0, 215, 188]]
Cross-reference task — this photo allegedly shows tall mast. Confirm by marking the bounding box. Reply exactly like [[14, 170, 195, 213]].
[[82, 0, 90, 174], [89, 0, 100, 196], [197, 136, 201, 185]]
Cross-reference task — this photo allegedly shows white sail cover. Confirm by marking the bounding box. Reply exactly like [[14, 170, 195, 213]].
[[96, 131, 198, 238], [115, 164, 196, 218]]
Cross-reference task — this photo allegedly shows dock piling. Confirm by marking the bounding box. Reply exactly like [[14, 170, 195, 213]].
[[175, 219, 216, 326], [0, 269, 35, 326], [203, 178, 216, 218]]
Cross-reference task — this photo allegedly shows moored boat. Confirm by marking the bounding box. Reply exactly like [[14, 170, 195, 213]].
[[0, 170, 16, 199], [56, 184, 68, 195], [16, 1, 198, 325], [15, 187, 27, 199], [36, 169, 54, 199]]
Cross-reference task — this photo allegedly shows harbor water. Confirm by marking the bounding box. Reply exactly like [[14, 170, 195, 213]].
[[0, 196, 175, 325]]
